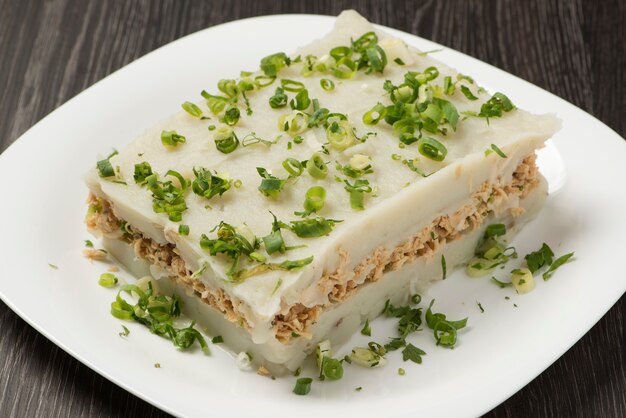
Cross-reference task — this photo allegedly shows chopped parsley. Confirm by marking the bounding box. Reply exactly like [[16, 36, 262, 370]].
[[524, 243, 555, 273], [402, 343, 426, 364]]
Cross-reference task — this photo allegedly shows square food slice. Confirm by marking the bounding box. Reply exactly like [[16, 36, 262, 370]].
[[85, 10, 560, 372]]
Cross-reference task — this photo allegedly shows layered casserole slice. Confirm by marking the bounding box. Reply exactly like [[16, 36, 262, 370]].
[[85, 10, 560, 371]]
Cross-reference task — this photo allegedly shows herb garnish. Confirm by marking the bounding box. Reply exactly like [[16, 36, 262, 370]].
[[361, 319, 371, 336], [293, 377, 313, 395], [289, 217, 342, 238], [161, 130, 186, 147], [98, 273, 118, 288], [110, 281, 208, 352], [256, 167, 286, 199], [425, 299, 468, 348], [192, 168, 231, 200], [402, 343, 426, 364], [143, 170, 189, 222], [524, 243, 555, 274], [542, 252, 574, 280], [96, 150, 118, 178]]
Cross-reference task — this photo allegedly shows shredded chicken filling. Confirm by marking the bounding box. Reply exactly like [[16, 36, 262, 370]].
[[86, 154, 539, 344]]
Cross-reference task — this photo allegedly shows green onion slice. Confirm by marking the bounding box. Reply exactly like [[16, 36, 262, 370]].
[[182, 101, 203, 118], [320, 78, 335, 91], [363, 103, 387, 125], [333, 57, 357, 79], [293, 377, 313, 395], [161, 130, 186, 147], [417, 137, 447, 162], [303, 186, 326, 213], [282, 158, 303, 177], [306, 153, 328, 179], [280, 79, 305, 92], [213, 127, 239, 154], [98, 273, 118, 288]]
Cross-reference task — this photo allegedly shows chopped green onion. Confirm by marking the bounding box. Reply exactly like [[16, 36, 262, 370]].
[[192, 167, 231, 200], [441, 255, 447, 280], [280, 79, 305, 92], [269, 87, 288, 108], [306, 152, 328, 179], [119, 325, 130, 337], [491, 276, 513, 288], [260, 52, 290, 77], [479, 92, 516, 118], [278, 110, 308, 136], [181, 101, 203, 117], [217, 79, 239, 98], [349, 347, 387, 368], [361, 319, 371, 336], [256, 167, 286, 199], [254, 75, 276, 88], [96, 150, 118, 178], [329, 45, 352, 60], [222, 105, 240, 126], [282, 158, 304, 177], [362, 103, 387, 125], [425, 299, 468, 348], [320, 78, 335, 91], [161, 130, 186, 147], [296, 186, 326, 216], [293, 377, 313, 395], [511, 268, 535, 294], [543, 252, 575, 280], [343, 179, 372, 210], [212, 335, 224, 344], [326, 119, 356, 151], [133, 161, 153, 185], [98, 273, 118, 288], [443, 76, 455, 95], [394, 58, 405, 65], [145, 170, 189, 221], [321, 357, 344, 380], [213, 126, 239, 154], [289, 89, 311, 110], [460, 85, 478, 100], [178, 224, 190, 236], [262, 212, 287, 254], [289, 217, 341, 238], [333, 57, 357, 79], [418, 137, 447, 162], [490, 144, 507, 158]]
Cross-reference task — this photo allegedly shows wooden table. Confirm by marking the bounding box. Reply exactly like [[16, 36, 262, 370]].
[[1, 1, 624, 416]]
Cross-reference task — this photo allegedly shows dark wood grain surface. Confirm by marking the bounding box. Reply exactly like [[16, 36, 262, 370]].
[[0, 1, 624, 417]]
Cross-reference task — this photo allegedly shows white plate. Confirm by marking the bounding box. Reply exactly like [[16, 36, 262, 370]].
[[0, 14, 624, 418]]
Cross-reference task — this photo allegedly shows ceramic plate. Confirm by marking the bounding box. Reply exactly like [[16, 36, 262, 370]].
[[0, 14, 624, 418]]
